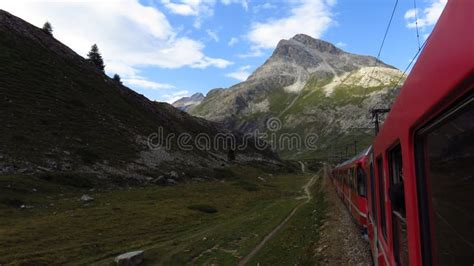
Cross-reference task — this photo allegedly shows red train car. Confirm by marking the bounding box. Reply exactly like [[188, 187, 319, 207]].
[[368, 0, 473, 265], [331, 147, 371, 230], [333, 1, 473, 265]]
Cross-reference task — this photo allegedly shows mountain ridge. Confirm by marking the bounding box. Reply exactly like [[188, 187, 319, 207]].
[[183, 34, 405, 160]]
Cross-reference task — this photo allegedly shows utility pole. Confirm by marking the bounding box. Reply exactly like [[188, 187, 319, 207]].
[[370, 108, 391, 135]]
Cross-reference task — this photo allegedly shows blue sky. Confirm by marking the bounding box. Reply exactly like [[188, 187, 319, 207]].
[[1, 0, 446, 102]]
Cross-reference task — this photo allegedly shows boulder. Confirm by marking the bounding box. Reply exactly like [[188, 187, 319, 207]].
[[152, 176, 166, 185], [115, 250, 144, 266], [80, 194, 94, 202], [166, 178, 177, 185], [169, 171, 179, 178]]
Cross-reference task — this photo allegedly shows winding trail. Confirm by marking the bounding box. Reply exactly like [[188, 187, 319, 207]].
[[238, 166, 318, 266]]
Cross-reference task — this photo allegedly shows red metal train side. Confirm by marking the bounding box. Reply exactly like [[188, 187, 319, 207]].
[[332, 1, 473, 265], [331, 148, 370, 230]]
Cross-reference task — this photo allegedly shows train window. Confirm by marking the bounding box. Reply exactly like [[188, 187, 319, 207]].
[[416, 93, 474, 265], [357, 165, 366, 197], [389, 145, 408, 265], [377, 157, 387, 239]]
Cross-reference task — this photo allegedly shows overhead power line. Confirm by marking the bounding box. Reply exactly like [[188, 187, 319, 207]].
[[413, 0, 422, 50], [358, 0, 399, 105]]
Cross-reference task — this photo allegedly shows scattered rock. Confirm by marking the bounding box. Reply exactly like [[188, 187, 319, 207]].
[[37, 166, 52, 172], [115, 250, 144, 266], [257, 176, 266, 182], [152, 176, 166, 185], [169, 171, 179, 178], [20, 204, 34, 209], [166, 178, 177, 185], [80, 194, 94, 202]]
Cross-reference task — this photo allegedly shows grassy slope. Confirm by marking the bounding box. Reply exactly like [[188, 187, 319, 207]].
[[0, 166, 312, 265], [249, 175, 328, 265], [0, 11, 259, 171]]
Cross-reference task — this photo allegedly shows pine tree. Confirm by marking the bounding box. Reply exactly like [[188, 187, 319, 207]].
[[87, 44, 105, 72], [113, 74, 122, 84], [42, 22, 53, 35]]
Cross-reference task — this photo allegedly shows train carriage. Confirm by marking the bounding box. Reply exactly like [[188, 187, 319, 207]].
[[332, 1, 473, 265], [331, 147, 370, 230]]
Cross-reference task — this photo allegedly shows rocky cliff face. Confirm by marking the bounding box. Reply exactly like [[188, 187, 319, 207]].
[[187, 34, 405, 160], [0, 10, 279, 182], [172, 93, 204, 111]]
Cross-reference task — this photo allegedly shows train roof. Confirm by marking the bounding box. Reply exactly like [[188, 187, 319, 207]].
[[334, 146, 372, 169]]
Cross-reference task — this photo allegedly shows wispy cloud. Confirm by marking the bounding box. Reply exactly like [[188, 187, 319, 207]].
[[226, 65, 252, 81], [228, 37, 239, 46], [238, 48, 264, 58], [206, 29, 219, 42], [161, 90, 191, 103], [246, 0, 336, 50], [404, 0, 447, 29], [221, 0, 249, 11], [253, 2, 276, 13], [124, 78, 175, 90], [161, 0, 248, 28], [336, 42, 347, 48]]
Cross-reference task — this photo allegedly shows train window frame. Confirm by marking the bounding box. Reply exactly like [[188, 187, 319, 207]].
[[357, 165, 367, 197], [377, 156, 388, 240], [415, 91, 473, 266], [369, 161, 377, 226], [388, 144, 408, 265]]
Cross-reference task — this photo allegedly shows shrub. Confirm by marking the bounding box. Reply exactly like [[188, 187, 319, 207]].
[[42, 22, 53, 35], [187, 204, 218, 214]]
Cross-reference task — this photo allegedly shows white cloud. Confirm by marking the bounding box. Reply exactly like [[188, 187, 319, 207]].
[[253, 2, 276, 13], [226, 65, 252, 81], [336, 42, 347, 48], [124, 78, 175, 90], [0, 0, 231, 79], [161, 90, 191, 103], [206, 29, 219, 42], [238, 48, 264, 58], [228, 37, 239, 46], [161, 0, 248, 28], [221, 0, 248, 11], [404, 0, 447, 29], [161, 0, 198, 16], [247, 0, 336, 50]]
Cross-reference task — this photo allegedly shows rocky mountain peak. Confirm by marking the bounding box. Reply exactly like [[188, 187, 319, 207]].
[[248, 34, 393, 82], [172, 92, 205, 111], [291, 34, 341, 54]]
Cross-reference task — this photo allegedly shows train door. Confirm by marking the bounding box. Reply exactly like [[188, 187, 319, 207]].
[[356, 163, 367, 227], [368, 154, 379, 265], [388, 145, 408, 265], [415, 92, 474, 265], [376, 156, 389, 264]]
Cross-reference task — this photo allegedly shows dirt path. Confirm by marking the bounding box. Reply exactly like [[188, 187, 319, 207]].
[[315, 170, 372, 264], [238, 173, 318, 266]]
